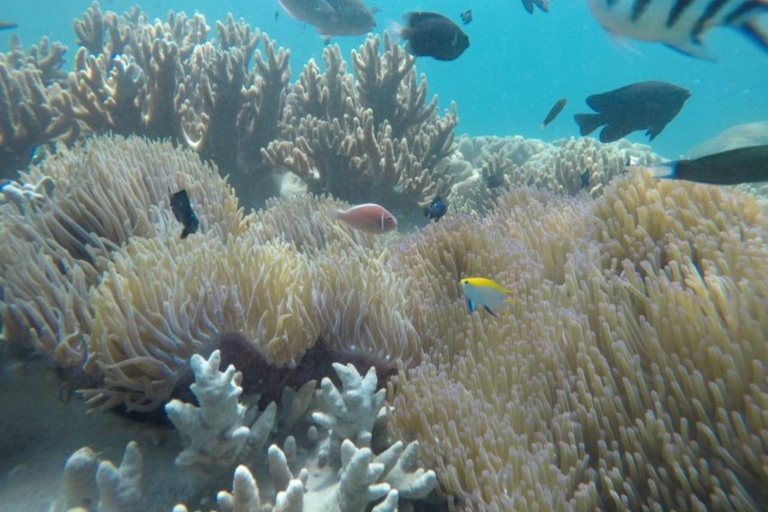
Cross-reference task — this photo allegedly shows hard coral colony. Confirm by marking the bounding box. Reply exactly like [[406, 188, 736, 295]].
[[0, 2, 766, 512]]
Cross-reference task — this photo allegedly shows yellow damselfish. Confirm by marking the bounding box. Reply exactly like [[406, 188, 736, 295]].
[[460, 277, 513, 317]]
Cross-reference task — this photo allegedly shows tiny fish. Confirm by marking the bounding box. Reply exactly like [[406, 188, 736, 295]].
[[521, 0, 549, 14], [649, 145, 768, 185], [170, 189, 199, 239], [276, 0, 376, 41], [328, 203, 398, 234], [580, 169, 590, 189], [275, 10, 279, 21], [541, 97, 567, 129], [391, 11, 470, 61], [460, 9, 473, 25], [574, 81, 690, 143], [424, 196, 448, 221], [587, 0, 768, 60], [0, 20, 18, 30], [461, 277, 513, 317]]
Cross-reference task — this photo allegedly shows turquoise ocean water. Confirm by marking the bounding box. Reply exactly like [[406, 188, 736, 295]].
[[3, 0, 767, 158]]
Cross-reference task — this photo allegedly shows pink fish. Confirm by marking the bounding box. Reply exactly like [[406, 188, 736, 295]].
[[328, 203, 398, 234]]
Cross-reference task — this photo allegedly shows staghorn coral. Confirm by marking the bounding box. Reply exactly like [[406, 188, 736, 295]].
[[0, 134, 246, 368], [56, 441, 144, 512], [262, 32, 457, 212], [165, 350, 277, 469], [388, 171, 768, 511], [171, 363, 437, 512], [0, 60, 78, 178]]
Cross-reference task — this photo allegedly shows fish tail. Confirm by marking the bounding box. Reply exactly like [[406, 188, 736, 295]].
[[648, 161, 678, 180], [573, 113, 604, 137], [522, 0, 535, 14], [387, 20, 406, 44], [326, 206, 342, 220]]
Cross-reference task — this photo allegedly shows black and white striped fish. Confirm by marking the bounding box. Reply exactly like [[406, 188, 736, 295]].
[[587, 0, 768, 59]]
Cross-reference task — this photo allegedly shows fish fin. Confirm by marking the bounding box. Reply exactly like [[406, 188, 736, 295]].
[[387, 20, 405, 44], [739, 20, 768, 54], [535, 0, 550, 12], [522, 0, 534, 14], [663, 40, 717, 61], [276, 0, 302, 21], [326, 206, 342, 221], [647, 161, 679, 179], [540, 122, 546, 130], [483, 306, 498, 317], [466, 298, 476, 313], [573, 113, 604, 137]]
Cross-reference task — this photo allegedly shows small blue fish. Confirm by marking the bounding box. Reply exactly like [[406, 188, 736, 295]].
[[170, 189, 199, 239], [424, 196, 448, 221], [580, 169, 590, 189]]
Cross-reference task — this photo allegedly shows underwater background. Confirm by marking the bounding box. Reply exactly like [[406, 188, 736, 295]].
[[4, 0, 768, 158], [2, 1, 768, 512]]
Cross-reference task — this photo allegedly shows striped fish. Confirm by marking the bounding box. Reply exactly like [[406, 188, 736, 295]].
[[587, 0, 768, 59]]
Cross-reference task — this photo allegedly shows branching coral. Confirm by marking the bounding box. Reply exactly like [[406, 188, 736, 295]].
[[0, 59, 77, 178], [448, 135, 662, 215], [66, 2, 292, 203], [165, 350, 277, 469], [170, 363, 437, 512], [388, 172, 768, 511], [262, 33, 457, 211]]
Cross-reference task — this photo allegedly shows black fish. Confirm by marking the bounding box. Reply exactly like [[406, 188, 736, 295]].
[[580, 169, 590, 189], [460, 9, 473, 25], [650, 145, 768, 185], [0, 20, 18, 30], [521, 0, 549, 14], [574, 81, 691, 143], [394, 12, 470, 61], [424, 196, 448, 221], [541, 97, 567, 129], [170, 189, 199, 239]]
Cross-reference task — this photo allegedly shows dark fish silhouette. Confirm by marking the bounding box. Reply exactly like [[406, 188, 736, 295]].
[[650, 145, 768, 185], [574, 81, 691, 143], [424, 196, 448, 221], [521, 0, 549, 14], [276, 0, 376, 41], [0, 20, 18, 30], [587, 0, 768, 60], [170, 189, 199, 239], [541, 97, 567, 129], [580, 169, 590, 189], [460, 9, 473, 25], [392, 12, 470, 61], [275, 10, 279, 21]]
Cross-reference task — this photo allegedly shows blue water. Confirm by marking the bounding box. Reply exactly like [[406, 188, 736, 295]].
[[3, 0, 767, 158]]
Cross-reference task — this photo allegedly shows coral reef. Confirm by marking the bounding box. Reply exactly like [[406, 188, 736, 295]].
[[57, 441, 144, 512], [262, 33, 458, 212], [166, 362, 436, 512], [1, 3, 460, 211], [389, 172, 768, 511], [0, 34, 77, 178], [165, 350, 276, 469], [448, 135, 662, 215]]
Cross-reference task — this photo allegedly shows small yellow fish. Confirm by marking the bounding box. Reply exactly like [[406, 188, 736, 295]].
[[460, 277, 513, 317]]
